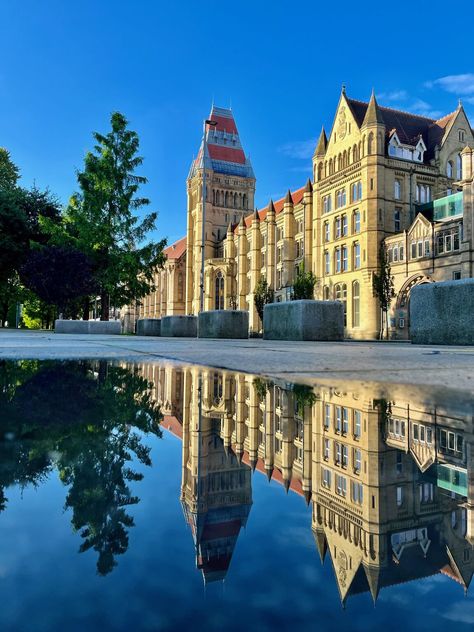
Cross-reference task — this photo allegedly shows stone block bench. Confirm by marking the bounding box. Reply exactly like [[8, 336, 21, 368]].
[[161, 315, 197, 337], [263, 300, 344, 341], [55, 320, 122, 335], [198, 310, 249, 339], [136, 318, 161, 336], [410, 279, 474, 345]]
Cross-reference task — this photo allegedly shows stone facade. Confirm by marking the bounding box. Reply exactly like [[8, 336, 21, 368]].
[[127, 91, 474, 340]]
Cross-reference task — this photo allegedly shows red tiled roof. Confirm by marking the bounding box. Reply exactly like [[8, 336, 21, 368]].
[[240, 450, 304, 497], [164, 236, 187, 260], [208, 144, 246, 164], [208, 115, 238, 134], [201, 520, 241, 540], [162, 415, 183, 439], [234, 185, 307, 233]]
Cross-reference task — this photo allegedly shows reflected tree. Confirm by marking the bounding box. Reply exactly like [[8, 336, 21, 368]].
[[0, 360, 162, 575]]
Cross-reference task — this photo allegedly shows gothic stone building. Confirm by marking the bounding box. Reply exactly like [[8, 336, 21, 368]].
[[132, 90, 474, 339]]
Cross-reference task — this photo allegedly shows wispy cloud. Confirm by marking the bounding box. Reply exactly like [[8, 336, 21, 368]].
[[408, 98, 442, 119], [442, 600, 474, 625], [278, 138, 316, 160], [379, 90, 408, 102], [426, 73, 474, 95]]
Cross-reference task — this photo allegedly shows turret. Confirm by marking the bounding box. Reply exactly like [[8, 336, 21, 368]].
[[266, 199, 276, 291], [303, 178, 313, 271], [282, 190, 295, 289], [249, 209, 262, 331], [237, 217, 248, 310], [225, 222, 236, 259], [361, 90, 385, 155]]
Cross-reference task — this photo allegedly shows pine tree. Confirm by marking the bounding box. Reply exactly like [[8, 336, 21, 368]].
[[69, 112, 166, 320]]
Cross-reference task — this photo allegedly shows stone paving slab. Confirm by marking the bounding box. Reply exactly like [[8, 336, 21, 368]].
[[1, 330, 473, 394]]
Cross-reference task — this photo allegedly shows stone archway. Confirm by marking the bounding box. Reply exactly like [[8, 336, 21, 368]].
[[394, 275, 433, 339]]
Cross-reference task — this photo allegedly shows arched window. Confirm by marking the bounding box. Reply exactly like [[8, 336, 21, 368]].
[[368, 132, 374, 155], [456, 154, 462, 179], [353, 143, 358, 162], [318, 163, 323, 181], [329, 158, 333, 175], [343, 150, 348, 168], [352, 281, 360, 327], [224, 191, 229, 207], [446, 161, 453, 178], [242, 194, 247, 209], [215, 271, 225, 310], [341, 283, 347, 326], [323, 285, 330, 300]]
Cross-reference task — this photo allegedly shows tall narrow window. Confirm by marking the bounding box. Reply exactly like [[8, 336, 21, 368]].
[[342, 215, 348, 236], [456, 154, 462, 179], [394, 208, 401, 232], [354, 243, 360, 269], [324, 221, 330, 242], [447, 161, 453, 178], [353, 210, 360, 233], [335, 249, 341, 273], [324, 250, 330, 274], [354, 410, 361, 437], [352, 281, 360, 327], [394, 179, 401, 199], [342, 246, 348, 271], [215, 271, 225, 310]]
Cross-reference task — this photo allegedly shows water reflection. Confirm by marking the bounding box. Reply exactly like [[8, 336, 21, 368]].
[[1, 359, 473, 607], [141, 363, 474, 602], [0, 360, 162, 575]]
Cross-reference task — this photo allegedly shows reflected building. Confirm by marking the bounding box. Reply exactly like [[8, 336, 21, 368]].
[[139, 363, 474, 600]]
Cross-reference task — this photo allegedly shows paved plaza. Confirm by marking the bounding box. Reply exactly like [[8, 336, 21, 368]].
[[1, 330, 473, 397]]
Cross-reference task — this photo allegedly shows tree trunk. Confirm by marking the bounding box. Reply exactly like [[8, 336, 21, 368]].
[[100, 292, 109, 321], [82, 297, 90, 321]]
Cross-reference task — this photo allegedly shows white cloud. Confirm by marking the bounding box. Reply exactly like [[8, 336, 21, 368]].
[[465, 96, 474, 105], [409, 99, 442, 119], [379, 90, 408, 102], [426, 73, 474, 95], [278, 138, 316, 160], [443, 600, 474, 625]]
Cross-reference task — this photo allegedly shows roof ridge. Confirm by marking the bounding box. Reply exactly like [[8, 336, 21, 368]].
[[347, 96, 438, 122]]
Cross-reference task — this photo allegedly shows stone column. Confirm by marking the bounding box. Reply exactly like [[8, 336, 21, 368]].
[[238, 218, 248, 310], [282, 190, 295, 290]]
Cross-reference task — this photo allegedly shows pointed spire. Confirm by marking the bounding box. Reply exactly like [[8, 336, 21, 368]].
[[267, 199, 275, 214], [362, 90, 384, 126], [283, 478, 291, 493], [239, 215, 246, 230], [313, 529, 327, 563], [305, 178, 313, 193], [303, 489, 311, 506], [227, 222, 233, 235], [364, 565, 380, 604], [252, 208, 260, 222], [250, 457, 257, 473], [284, 189, 293, 205], [265, 466, 273, 482], [314, 126, 328, 157]]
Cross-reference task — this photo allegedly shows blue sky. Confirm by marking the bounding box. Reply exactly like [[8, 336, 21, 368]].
[[1, 0, 473, 246]]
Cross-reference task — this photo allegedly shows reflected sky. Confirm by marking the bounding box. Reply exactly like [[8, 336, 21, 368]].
[[0, 359, 473, 631]]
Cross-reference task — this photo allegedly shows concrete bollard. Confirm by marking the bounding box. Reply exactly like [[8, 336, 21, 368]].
[[410, 279, 474, 345], [55, 320, 122, 335], [136, 318, 161, 336], [198, 310, 249, 339], [263, 300, 344, 341], [161, 315, 197, 337]]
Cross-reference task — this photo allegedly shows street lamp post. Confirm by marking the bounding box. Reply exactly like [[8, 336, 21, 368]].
[[200, 118, 218, 313]]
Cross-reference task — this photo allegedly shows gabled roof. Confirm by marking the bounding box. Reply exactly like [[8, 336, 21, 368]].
[[164, 235, 187, 260], [346, 96, 458, 157]]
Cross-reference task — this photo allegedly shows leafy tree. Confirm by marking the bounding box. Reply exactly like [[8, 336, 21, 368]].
[[68, 112, 166, 320], [0, 148, 20, 190], [254, 276, 274, 325], [292, 263, 317, 300], [0, 360, 162, 574], [373, 243, 395, 340], [0, 186, 61, 325], [20, 245, 98, 316]]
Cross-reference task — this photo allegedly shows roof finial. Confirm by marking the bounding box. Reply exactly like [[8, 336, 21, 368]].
[[458, 97, 463, 108], [341, 83, 346, 95]]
